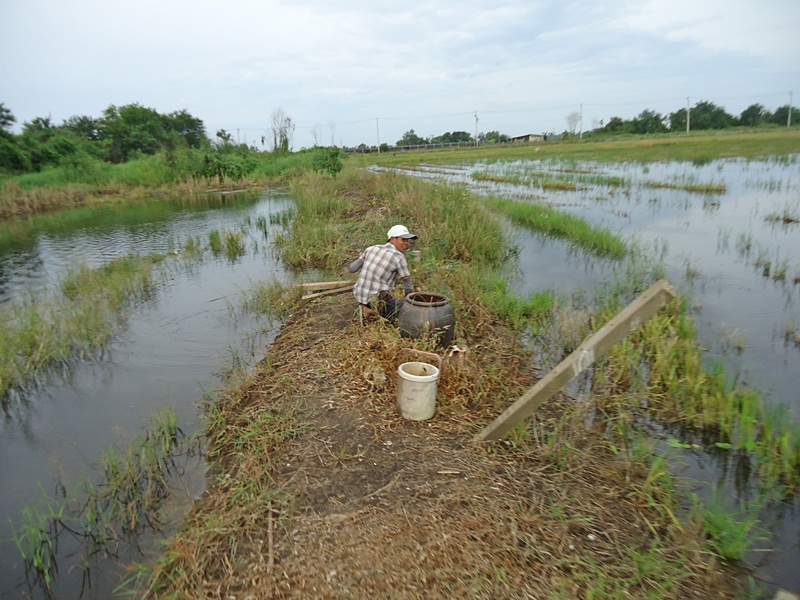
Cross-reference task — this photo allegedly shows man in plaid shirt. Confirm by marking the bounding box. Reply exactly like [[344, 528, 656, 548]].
[[349, 224, 418, 324]]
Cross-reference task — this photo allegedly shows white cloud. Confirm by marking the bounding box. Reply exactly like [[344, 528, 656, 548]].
[[613, 0, 800, 67], [1, 0, 796, 147]]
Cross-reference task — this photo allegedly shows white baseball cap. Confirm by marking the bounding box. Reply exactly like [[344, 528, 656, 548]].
[[387, 224, 418, 240]]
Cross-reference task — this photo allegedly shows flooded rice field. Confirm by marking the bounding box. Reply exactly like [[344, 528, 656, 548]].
[[384, 156, 800, 417], [378, 154, 800, 595]]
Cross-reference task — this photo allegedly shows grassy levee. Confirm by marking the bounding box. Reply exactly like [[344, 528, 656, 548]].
[[0, 147, 321, 222], [352, 127, 800, 167], [348, 129, 800, 495]]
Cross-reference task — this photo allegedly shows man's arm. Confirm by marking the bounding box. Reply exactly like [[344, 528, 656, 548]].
[[349, 256, 364, 273], [402, 276, 413, 297]]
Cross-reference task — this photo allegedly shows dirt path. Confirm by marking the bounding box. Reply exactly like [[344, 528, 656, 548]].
[[156, 292, 738, 599]]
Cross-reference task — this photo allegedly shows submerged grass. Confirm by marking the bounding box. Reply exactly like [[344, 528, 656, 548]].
[[591, 295, 800, 494], [0, 254, 163, 399], [643, 180, 727, 194], [0, 207, 277, 405], [10, 407, 192, 593], [484, 195, 628, 259], [698, 489, 768, 562]]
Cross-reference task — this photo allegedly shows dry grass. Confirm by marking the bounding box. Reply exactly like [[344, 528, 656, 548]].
[[141, 293, 738, 599]]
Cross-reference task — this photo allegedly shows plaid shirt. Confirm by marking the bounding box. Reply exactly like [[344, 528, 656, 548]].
[[352, 242, 411, 305]]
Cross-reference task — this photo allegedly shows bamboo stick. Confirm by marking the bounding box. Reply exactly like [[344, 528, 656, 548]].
[[297, 280, 355, 291], [300, 285, 354, 301]]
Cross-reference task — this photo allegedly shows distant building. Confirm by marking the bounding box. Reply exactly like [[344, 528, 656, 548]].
[[510, 133, 546, 143]]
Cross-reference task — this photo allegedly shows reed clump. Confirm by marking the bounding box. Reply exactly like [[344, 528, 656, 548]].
[[484, 195, 628, 259], [643, 180, 727, 194]]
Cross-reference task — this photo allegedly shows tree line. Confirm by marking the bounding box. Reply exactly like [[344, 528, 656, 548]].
[[582, 100, 798, 137], [389, 100, 798, 149], [0, 102, 305, 179], [0, 102, 209, 174]]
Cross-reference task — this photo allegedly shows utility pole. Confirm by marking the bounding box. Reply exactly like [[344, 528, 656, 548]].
[[376, 118, 380, 153], [474, 112, 479, 146], [579, 103, 583, 139], [686, 97, 691, 134], [789, 92, 793, 127]]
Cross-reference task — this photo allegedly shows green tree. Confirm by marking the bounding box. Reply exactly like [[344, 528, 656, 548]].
[[396, 129, 428, 146], [603, 116, 627, 134], [215, 129, 234, 147], [688, 101, 735, 130], [480, 131, 509, 144], [61, 115, 101, 141], [164, 109, 206, 148], [311, 147, 344, 177], [17, 115, 94, 172], [0, 104, 31, 172], [668, 108, 687, 132], [431, 131, 472, 144], [0, 102, 16, 131], [0, 137, 30, 172], [631, 109, 667, 134], [768, 105, 800, 127], [738, 104, 768, 127], [22, 115, 55, 137], [99, 103, 166, 162]]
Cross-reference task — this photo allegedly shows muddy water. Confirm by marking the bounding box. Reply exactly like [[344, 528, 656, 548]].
[[384, 155, 800, 596], [0, 190, 292, 598]]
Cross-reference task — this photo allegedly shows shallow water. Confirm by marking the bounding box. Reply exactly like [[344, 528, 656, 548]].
[[381, 155, 800, 596], [0, 189, 292, 598], [2, 160, 799, 596]]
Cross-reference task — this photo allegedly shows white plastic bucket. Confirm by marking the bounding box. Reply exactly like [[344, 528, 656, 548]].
[[396, 361, 439, 421]]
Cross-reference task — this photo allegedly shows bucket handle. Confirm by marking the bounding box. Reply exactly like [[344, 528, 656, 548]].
[[402, 348, 442, 372]]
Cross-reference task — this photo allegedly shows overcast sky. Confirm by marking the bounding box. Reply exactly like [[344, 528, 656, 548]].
[[1, 0, 798, 149]]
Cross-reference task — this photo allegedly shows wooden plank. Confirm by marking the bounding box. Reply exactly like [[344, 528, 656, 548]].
[[476, 279, 676, 442], [300, 285, 354, 301], [298, 280, 355, 291]]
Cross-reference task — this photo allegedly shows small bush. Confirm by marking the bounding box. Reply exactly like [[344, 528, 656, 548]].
[[311, 147, 344, 177]]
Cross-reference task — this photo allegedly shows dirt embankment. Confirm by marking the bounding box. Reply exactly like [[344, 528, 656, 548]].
[[149, 292, 738, 599]]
